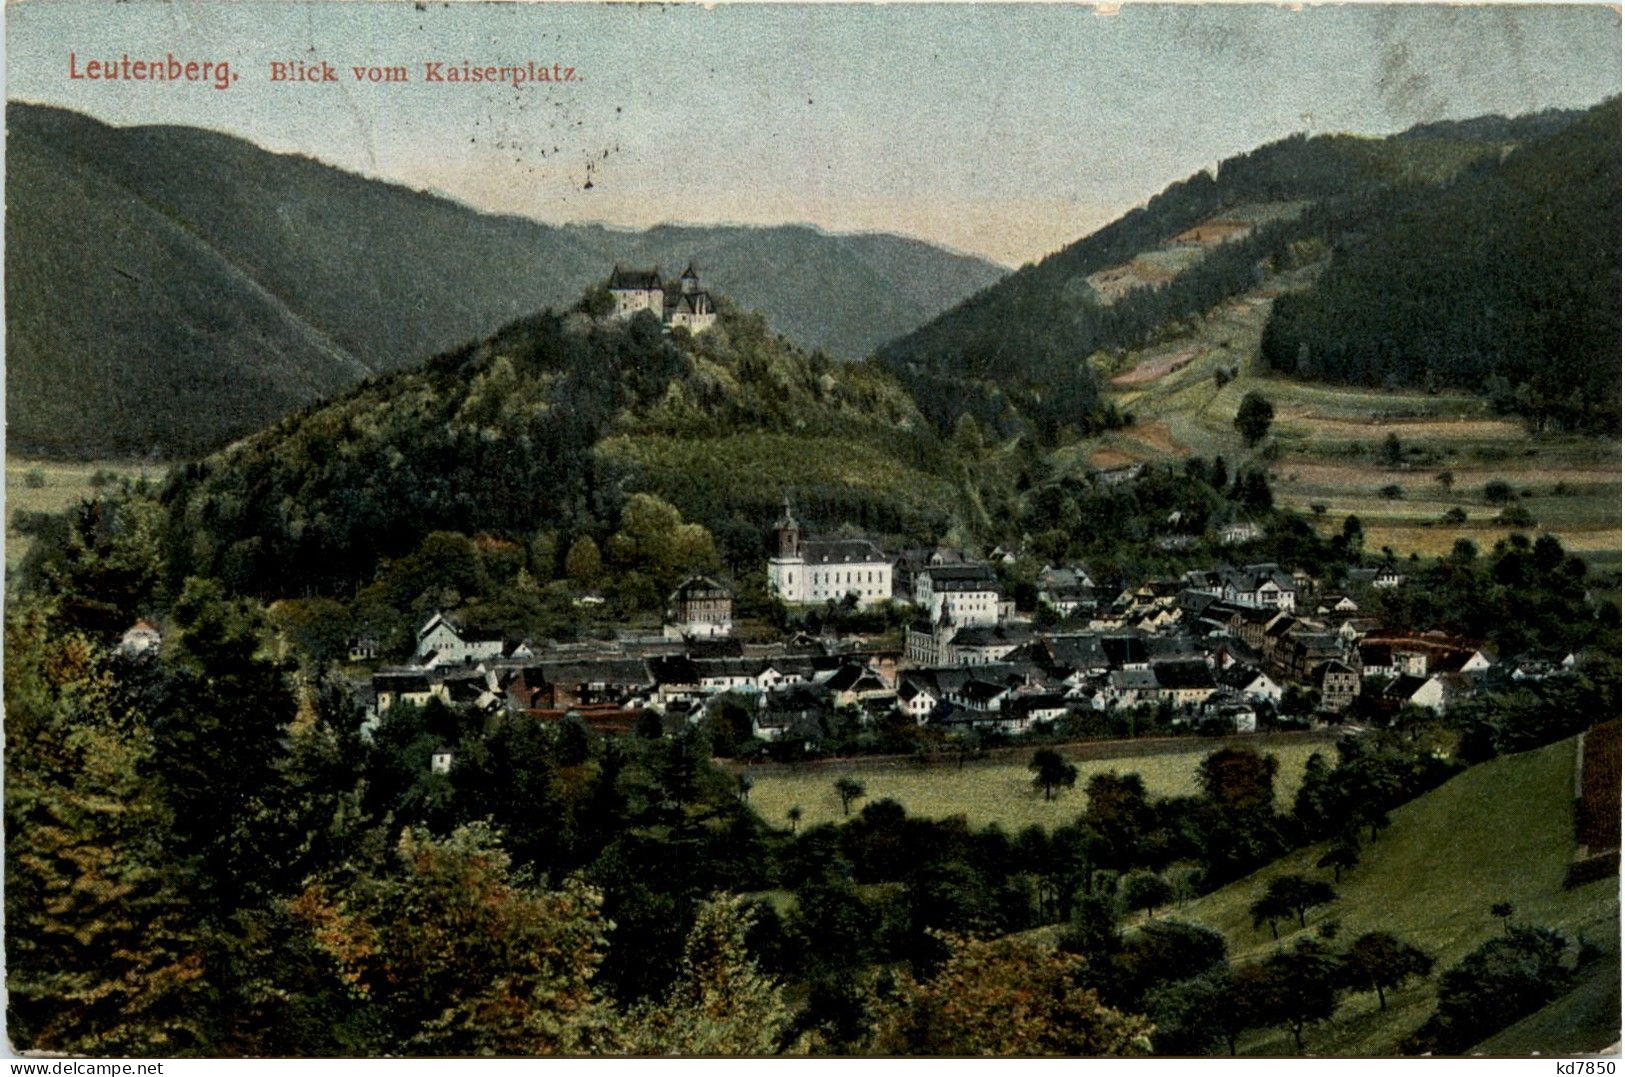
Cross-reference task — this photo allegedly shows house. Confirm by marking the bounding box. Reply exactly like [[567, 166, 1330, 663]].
[[1152, 660, 1217, 708], [1315, 594, 1360, 615], [118, 618, 163, 658], [415, 612, 503, 665], [1001, 693, 1071, 731], [375, 671, 435, 712], [608, 262, 716, 333], [348, 633, 380, 662], [430, 746, 456, 774], [666, 575, 733, 639], [1106, 668, 1160, 708], [1314, 660, 1361, 712], [1218, 664, 1281, 704], [897, 677, 942, 723], [947, 623, 1033, 667], [1218, 521, 1264, 546], [950, 678, 1012, 713], [1383, 673, 1450, 713], [766, 500, 893, 608], [756, 685, 828, 742], [1201, 691, 1259, 733]]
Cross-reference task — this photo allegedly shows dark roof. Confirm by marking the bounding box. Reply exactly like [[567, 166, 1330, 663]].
[[921, 563, 999, 586], [1153, 660, 1215, 690], [802, 537, 889, 564], [374, 672, 431, 692], [672, 574, 731, 601], [647, 656, 701, 686], [609, 265, 662, 289], [1101, 636, 1151, 668], [1043, 633, 1109, 669], [957, 680, 1007, 703]]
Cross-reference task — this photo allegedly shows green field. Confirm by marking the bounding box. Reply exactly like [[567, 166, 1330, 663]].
[[743, 738, 1328, 833], [1065, 265, 1621, 565], [6, 456, 168, 574], [1165, 737, 1619, 1056]]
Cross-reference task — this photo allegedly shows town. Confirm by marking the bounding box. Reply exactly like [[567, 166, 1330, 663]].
[[314, 495, 1559, 771]]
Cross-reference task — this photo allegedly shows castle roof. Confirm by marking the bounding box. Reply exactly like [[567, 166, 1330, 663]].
[[609, 265, 662, 290]]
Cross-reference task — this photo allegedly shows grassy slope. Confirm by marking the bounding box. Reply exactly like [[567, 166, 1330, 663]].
[[1171, 737, 1618, 1056], [744, 738, 1327, 832], [1057, 260, 1621, 564]]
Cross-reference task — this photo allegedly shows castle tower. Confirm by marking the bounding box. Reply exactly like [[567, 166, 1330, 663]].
[[681, 262, 701, 295]]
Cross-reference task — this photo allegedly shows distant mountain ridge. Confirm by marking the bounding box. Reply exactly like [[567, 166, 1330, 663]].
[[5, 102, 1005, 457]]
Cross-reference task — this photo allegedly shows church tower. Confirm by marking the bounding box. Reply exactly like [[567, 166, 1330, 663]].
[[774, 497, 800, 558], [767, 497, 804, 602]]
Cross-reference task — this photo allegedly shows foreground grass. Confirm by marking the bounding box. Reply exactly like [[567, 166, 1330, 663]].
[[744, 739, 1326, 833], [1172, 737, 1618, 1056]]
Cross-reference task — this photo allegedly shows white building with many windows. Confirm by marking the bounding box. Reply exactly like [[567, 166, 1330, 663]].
[[766, 500, 892, 608]]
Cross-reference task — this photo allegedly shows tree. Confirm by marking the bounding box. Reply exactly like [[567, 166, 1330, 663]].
[[1233, 392, 1275, 447], [1484, 479, 1515, 505], [1339, 932, 1434, 1010], [1148, 967, 1245, 1055], [564, 535, 603, 584], [1198, 747, 1278, 815], [786, 805, 803, 834], [617, 894, 797, 1055], [5, 615, 210, 1055], [871, 934, 1153, 1056], [1029, 748, 1079, 801], [1413, 925, 1571, 1054], [1249, 887, 1293, 940], [1121, 871, 1174, 921], [1340, 514, 1365, 554], [291, 824, 612, 1055], [1270, 874, 1339, 928], [1381, 432, 1403, 467], [1435, 470, 1455, 492], [1317, 833, 1362, 883], [1252, 939, 1343, 1052], [834, 777, 866, 816]]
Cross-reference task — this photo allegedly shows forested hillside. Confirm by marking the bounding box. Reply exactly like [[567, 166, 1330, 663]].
[[152, 301, 957, 602], [1261, 98, 1621, 432], [5, 103, 1002, 457], [877, 107, 1595, 439]]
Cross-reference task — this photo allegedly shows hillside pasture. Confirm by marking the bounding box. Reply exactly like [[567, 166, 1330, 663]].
[[1170, 738, 1619, 1056], [742, 736, 1328, 833], [1064, 264, 1621, 565]]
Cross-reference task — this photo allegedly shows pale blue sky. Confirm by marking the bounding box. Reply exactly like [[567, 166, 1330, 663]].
[[8, 2, 1620, 265]]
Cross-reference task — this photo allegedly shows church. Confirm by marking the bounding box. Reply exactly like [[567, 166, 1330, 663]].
[[608, 262, 717, 333], [766, 500, 893, 608]]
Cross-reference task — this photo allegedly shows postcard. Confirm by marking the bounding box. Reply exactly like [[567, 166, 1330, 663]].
[[4, 0, 1620, 1061]]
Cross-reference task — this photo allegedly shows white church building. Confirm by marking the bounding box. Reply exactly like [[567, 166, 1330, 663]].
[[766, 500, 893, 608]]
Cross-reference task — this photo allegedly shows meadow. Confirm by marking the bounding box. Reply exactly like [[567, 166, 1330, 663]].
[[742, 736, 1331, 833], [5, 456, 168, 574]]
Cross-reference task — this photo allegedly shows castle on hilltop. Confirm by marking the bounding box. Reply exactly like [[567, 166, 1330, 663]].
[[608, 262, 717, 333]]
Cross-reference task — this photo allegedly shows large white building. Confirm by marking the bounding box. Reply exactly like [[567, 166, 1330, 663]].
[[766, 500, 893, 608], [913, 563, 1003, 628]]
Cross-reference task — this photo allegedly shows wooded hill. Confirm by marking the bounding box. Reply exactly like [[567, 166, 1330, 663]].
[[876, 104, 1605, 439], [157, 301, 961, 599], [1261, 97, 1621, 432], [5, 103, 1003, 458]]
